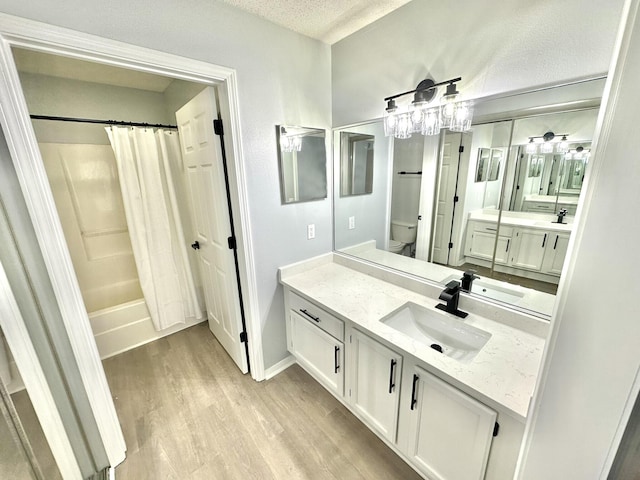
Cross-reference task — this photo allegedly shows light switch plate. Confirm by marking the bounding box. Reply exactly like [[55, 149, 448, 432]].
[[307, 224, 315, 239], [348, 216, 355, 230]]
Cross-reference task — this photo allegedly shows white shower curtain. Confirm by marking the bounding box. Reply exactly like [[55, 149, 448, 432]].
[[107, 127, 203, 331]]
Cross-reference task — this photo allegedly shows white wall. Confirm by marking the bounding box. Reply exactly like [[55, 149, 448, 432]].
[[518, 0, 640, 477], [0, 0, 332, 370], [332, 0, 624, 127]]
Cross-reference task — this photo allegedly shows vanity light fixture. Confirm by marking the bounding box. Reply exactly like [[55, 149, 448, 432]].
[[525, 131, 570, 155], [383, 77, 473, 138], [279, 126, 302, 153]]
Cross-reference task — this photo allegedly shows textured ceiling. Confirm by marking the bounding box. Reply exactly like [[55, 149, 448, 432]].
[[217, 0, 412, 44]]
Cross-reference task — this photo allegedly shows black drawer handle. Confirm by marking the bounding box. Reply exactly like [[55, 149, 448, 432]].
[[554, 235, 559, 250], [388, 359, 397, 394], [410, 374, 419, 410], [542, 233, 547, 248], [506, 239, 510, 252], [334, 346, 340, 373], [300, 308, 320, 323]]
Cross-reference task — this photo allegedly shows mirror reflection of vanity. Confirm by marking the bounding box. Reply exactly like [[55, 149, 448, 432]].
[[333, 78, 604, 317]]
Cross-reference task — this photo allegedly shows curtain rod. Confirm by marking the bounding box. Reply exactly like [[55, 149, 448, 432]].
[[30, 114, 178, 129]]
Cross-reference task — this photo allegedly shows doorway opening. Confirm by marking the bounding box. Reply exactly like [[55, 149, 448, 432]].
[[11, 47, 251, 372]]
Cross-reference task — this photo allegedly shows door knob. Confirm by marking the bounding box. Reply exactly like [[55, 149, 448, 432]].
[[191, 241, 200, 250]]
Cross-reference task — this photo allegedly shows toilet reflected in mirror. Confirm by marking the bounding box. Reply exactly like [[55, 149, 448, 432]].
[[388, 220, 417, 256]]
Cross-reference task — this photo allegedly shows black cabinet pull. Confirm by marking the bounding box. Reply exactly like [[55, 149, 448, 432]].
[[388, 359, 397, 393], [334, 346, 340, 373], [410, 374, 419, 410], [300, 308, 320, 323], [554, 235, 559, 250], [506, 239, 510, 252], [542, 233, 547, 248]]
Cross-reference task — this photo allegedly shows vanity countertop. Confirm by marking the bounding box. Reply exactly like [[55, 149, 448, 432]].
[[468, 210, 572, 233], [280, 260, 546, 421]]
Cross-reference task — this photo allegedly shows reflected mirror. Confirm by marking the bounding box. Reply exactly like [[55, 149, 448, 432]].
[[333, 78, 604, 318], [340, 131, 374, 196], [276, 125, 327, 204]]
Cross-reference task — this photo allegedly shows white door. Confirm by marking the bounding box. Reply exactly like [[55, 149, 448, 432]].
[[347, 328, 402, 442], [431, 132, 461, 265], [176, 87, 248, 373]]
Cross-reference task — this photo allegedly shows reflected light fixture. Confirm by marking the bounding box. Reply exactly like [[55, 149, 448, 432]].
[[525, 131, 570, 155], [279, 126, 302, 153], [383, 77, 473, 138]]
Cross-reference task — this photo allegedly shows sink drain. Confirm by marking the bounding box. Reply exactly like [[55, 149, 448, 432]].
[[430, 343, 443, 353]]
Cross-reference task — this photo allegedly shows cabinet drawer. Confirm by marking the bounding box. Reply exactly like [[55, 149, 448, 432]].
[[289, 292, 344, 341], [473, 222, 513, 237]]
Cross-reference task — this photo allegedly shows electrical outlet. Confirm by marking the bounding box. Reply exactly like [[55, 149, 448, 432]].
[[348, 216, 355, 230], [307, 224, 315, 239]]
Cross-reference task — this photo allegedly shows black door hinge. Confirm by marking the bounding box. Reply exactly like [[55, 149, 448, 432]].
[[459, 145, 464, 153], [453, 195, 459, 203], [239, 331, 248, 343], [213, 119, 224, 136], [448, 242, 453, 249], [228, 236, 236, 250], [493, 422, 500, 437]]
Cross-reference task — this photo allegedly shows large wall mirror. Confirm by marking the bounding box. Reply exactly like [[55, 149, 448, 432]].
[[276, 125, 327, 204], [333, 78, 604, 318]]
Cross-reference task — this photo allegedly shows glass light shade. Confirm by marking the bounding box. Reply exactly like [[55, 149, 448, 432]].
[[540, 141, 554, 154], [557, 137, 569, 154], [449, 100, 474, 132], [439, 92, 458, 129], [421, 107, 441, 136], [409, 102, 427, 133], [384, 108, 398, 136], [394, 113, 412, 139], [526, 140, 537, 154], [280, 134, 302, 153]]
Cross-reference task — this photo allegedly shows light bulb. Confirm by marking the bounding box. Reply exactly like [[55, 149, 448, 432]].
[[394, 113, 412, 139], [449, 100, 474, 132], [541, 141, 554, 154], [557, 136, 569, 154], [421, 107, 441, 136]]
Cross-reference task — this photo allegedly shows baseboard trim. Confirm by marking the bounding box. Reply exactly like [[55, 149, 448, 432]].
[[263, 355, 296, 380]]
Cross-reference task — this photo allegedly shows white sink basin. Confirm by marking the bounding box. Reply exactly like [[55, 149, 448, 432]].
[[380, 302, 491, 363], [440, 274, 525, 304]]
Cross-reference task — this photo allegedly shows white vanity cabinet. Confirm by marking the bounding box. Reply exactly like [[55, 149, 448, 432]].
[[510, 228, 570, 276], [541, 232, 570, 275], [509, 228, 548, 271], [464, 221, 512, 265], [286, 292, 344, 397], [346, 328, 403, 443], [400, 365, 497, 480]]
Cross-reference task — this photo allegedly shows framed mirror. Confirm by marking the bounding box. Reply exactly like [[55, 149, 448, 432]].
[[333, 77, 604, 318], [340, 131, 374, 196], [276, 125, 327, 204]]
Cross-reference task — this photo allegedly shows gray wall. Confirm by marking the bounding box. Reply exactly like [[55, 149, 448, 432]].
[[332, 0, 624, 126], [0, 0, 332, 370]]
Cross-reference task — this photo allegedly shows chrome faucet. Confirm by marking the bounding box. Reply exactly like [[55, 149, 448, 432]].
[[436, 280, 469, 318]]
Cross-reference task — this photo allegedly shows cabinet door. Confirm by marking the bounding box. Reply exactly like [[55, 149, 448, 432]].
[[510, 229, 547, 271], [466, 225, 498, 261], [406, 367, 496, 480], [541, 232, 570, 275], [493, 235, 511, 265], [347, 329, 402, 443], [289, 311, 344, 396]]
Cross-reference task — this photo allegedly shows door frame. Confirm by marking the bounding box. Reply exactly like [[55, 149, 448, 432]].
[[0, 12, 263, 467]]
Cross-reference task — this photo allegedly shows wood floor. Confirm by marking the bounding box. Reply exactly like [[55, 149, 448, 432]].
[[104, 323, 422, 480]]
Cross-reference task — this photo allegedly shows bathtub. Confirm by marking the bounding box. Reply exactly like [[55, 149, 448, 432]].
[[89, 298, 204, 359]]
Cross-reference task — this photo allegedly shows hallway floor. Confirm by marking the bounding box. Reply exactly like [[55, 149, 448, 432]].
[[104, 323, 422, 479]]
